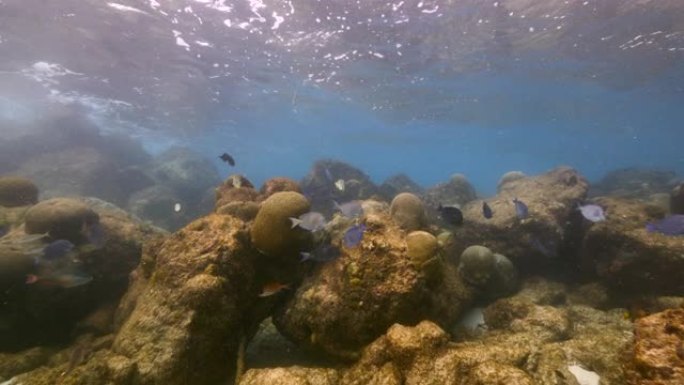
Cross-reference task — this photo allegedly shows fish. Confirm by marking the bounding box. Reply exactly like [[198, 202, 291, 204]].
[[437, 204, 463, 226], [324, 168, 333, 182], [219, 152, 235, 166], [646, 215, 684, 236], [26, 271, 93, 288], [334, 200, 364, 219], [343, 223, 366, 248], [259, 282, 289, 297], [42, 240, 75, 260], [289, 212, 327, 232], [513, 198, 529, 219], [300, 243, 341, 263], [334, 179, 346, 191], [578, 204, 606, 222], [0, 225, 8, 238], [174, 203, 182, 212], [482, 202, 493, 219]]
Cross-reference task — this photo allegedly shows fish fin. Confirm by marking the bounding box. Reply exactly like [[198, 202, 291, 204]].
[[300, 252, 311, 262], [289, 217, 301, 228]]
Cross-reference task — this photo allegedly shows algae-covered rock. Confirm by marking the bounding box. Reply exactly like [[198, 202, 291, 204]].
[[486, 253, 520, 299], [24, 197, 99, 242], [590, 167, 679, 200], [250, 191, 311, 258], [627, 308, 684, 385], [672, 182, 684, 214], [406, 231, 438, 268], [240, 367, 340, 385], [452, 167, 588, 273], [0, 176, 39, 207], [497, 171, 526, 192], [390, 192, 427, 231], [274, 211, 473, 360], [423, 173, 477, 208], [259, 177, 301, 200], [465, 362, 534, 385], [215, 174, 259, 209], [112, 214, 261, 385], [379, 174, 423, 201], [579, 197, 684, 295], [458, 245, 496, 286]]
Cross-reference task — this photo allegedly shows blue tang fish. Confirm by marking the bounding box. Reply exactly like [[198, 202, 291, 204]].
[[513, 198, 528, 219], [343, 224, 366, 248], [646, 215, 684, 236]]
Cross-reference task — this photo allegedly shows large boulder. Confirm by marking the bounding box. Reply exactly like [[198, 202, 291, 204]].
[[451, 167, 588, 273], [300, 160, 380, 216], [423, 173, 477, 208], [579, 197, 684, 295], [0, 197, 160, 351], [0, 176, 39, 207], [111, 214, 262, 385], [273, 210, 474, 360]]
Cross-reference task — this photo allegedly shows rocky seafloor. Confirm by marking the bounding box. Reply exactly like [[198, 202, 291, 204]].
[[1, 160, 683, 385]]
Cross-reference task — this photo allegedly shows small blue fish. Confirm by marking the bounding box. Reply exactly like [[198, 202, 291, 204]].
[[646, 215, 684, 236], [513, 198, 529, 219], [43, 240, 75, 260], [578, 204, 606, 222], [300, 243, 341, 263], [343, 224, 366, 248], [290, 212, 327, 232], [482, 202, 493, 219], [334, 200, 364, 219]]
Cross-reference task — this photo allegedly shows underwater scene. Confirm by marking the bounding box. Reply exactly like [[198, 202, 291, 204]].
[[1, 0, 684, 384]]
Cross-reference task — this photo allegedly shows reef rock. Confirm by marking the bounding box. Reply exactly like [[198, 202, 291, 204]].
[[628, 308, 684, 385], [24, 197, 99, 242], [451, 167, 588, 273], [590, 167, 679, 200], [379, 174, 423, 201], [340, 277, 631, 385], [579, 197, 684, 295], [148, 146, 221, 201], [259, 177, 301, 200], [497, 171, 526, 192], [389, 192, 427, 231], [112, 214, 262, 385], [671, 182, 684, 215], [273, 211, 474, 360], [240, 367, 340, 385], [250, 191, 312, 259], [0, 176, 39, 207], [423, 173, 477, 208], [300, 159, 380, 216], [0, 197, 159, 351]]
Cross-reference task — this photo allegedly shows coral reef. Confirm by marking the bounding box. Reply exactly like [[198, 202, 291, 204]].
[[590, 167, 679, 200], [0, 176, 39, 207], [379, 174, 423, 201], [672, 182, 684, 214], [389, 192, 427, 231], [497, 171, 526, 192], [24, 198, 99, 242], [423, 173, 477, 208], [579, 197, 684, 295], [250, 191, 312, 259]]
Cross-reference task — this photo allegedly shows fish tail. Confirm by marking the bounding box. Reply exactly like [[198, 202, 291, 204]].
[[289, 217, 301, 229]]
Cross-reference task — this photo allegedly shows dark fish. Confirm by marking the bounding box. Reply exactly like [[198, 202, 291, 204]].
[[0, 224, 8, 238], [43, 240, 75, 260], [219, 152, 235, 166], [646, 215, 684, 236], [513, 198, 529, 219], [343, 224, 366, 248], [482, 202, 493, 219], [300, 243, 341, 263], [437, 204, 463, 226]]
